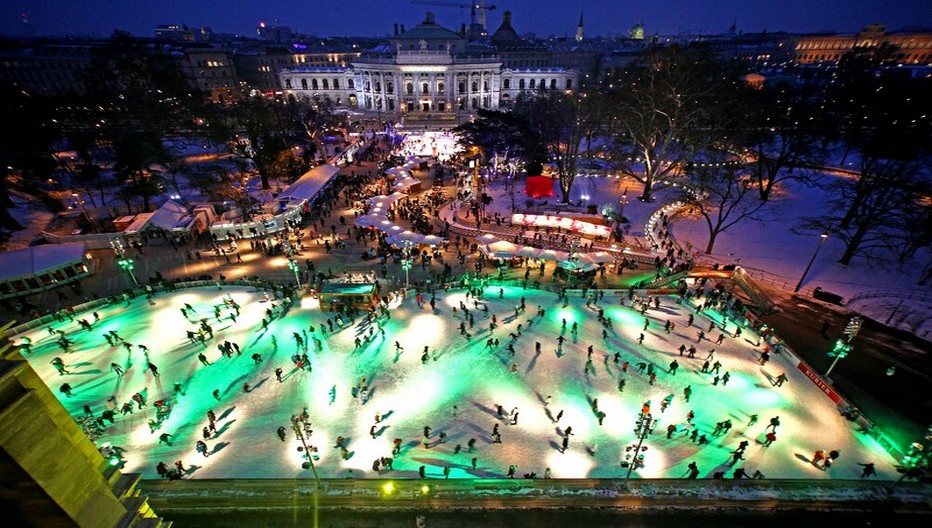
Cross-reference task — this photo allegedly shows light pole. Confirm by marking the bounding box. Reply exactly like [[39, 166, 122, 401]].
[[624, 409, 654, 481], [794, 231, 829, 292], [401, 240, 413, 287], [825, 315, 861, 379], [291, 418, 320, 528], [287, 258, 301, 288], [618, 188, 628, 222], [72, 192, 96, 232], [110, 239, 138, 286]]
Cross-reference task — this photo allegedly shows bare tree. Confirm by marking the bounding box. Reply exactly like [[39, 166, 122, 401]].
[[799, 157, 929, 265], [513, 90, 596, 204], [681, 155, 772, 254], [742, 85, 824, 201], [610, 46, 738, 202]]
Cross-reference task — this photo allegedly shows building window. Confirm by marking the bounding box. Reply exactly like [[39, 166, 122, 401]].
[[437, 82, 444, 94], [503, 78, 510, 89], [530, 79, 536, 89], [550, 79, 557, 89], [422, 82, 429, 93], [406, 82, 414, 95], [566, 79, 573, 89], [285, 79, 292, 89], [333, 78, 340, 89], [375, 81, 381, 92], [312, 79, 319, 90], [301, 78, 308, 90], [386, 81, 394, 94], [348, 79, 354, 88], [483, 80, 489, 91], [519, 79, 525, 89], [458, 81, 465, 94], [471, 81, 478, 92], [322, 79, 329, 89], [388, 98, 395, 110]]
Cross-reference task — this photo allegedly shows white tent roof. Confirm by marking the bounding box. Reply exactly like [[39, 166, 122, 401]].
[[0, 243, 86, 281], [278, 164, 340, 203], [147, 200, 190, 230]]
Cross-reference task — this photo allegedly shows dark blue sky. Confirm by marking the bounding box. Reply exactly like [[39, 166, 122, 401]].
[[3, 0, 931, 38]]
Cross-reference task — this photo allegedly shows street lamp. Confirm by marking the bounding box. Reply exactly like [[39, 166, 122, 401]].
[[618, 188, 628, 222], [117, 257, 138, 286], [111, 239, 138, 286], [291, 418, 321, 528], [72, 192, 96, 233], [825, 315, 861, 379], [624, 409, 655, 481], [287, 258, 301, 288], [401, 240, 413, 287], [794, 231, 829, 293]]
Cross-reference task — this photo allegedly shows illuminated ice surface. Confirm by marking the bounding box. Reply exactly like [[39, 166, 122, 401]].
[[17, 285, 895, 480]]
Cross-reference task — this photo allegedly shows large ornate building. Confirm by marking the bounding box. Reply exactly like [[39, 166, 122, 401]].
[[279, 12, 578, 117], [792, 24, 932, 66]]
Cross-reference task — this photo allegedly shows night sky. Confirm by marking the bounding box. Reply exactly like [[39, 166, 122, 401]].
[[2, 0, 931, 39]]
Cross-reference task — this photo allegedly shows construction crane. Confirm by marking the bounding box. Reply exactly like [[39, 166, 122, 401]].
[[410, 0, 497, 38]]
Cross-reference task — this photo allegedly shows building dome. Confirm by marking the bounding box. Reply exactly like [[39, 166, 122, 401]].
[[629, 23, 645, 40]]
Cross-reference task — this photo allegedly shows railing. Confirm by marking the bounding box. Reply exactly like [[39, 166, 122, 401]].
[[732, 266, 776, 314], [847, 289, 932, 308], [640, 269, 690, 289]]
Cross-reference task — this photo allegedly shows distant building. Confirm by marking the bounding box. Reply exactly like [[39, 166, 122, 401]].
[[280, 12, 578, 117], [791, 24, 932, 66], [257, 22, 293, 43], [176, 45, 241, 104], [154, 23, 213, 42], [0, 42, 96, 96], [233, 43, 361, 93]]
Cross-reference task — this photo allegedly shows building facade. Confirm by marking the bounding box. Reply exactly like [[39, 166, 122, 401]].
[[280, 13, 578, 117], [792, 25, 932, 66]]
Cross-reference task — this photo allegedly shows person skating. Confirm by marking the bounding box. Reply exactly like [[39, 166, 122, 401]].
[[158, 433, 173, 446], [762, 431, 777, 446], [59, 383, 74, 397], [858, 462, 876, 478], [774, 373, 788, 387], [156, 461, 168, 478], [51, 357, 69, 375], [766, 416, 780, 432], [687, 461, 700, 479], [196, 440, 209, 457], [278, 426, 287, 441]]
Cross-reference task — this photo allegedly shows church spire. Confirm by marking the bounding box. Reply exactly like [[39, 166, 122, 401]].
[[575, 9, 584, 42]]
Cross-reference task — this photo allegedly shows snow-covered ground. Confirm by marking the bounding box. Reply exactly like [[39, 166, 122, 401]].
[[16, 285, 894, 480], [477, 172, 931, 340]]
